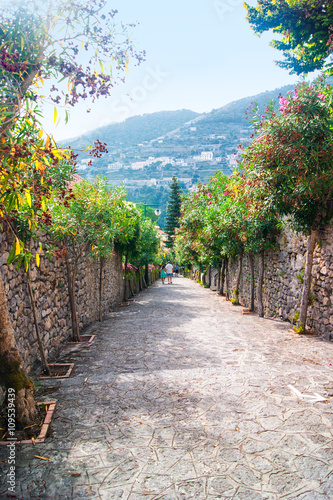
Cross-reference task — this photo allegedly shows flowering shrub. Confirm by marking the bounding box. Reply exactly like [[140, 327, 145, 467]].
[[243, 79, 333, 331]]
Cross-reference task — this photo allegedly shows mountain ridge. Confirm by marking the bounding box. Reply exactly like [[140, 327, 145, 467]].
[[64, 84, 295, 150]]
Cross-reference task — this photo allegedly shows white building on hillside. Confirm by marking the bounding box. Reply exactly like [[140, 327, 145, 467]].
[[107, 162, 123, 171], [131, 161, 146, 170], [77, 159, 90, 171], [201, 151, 213, 161]]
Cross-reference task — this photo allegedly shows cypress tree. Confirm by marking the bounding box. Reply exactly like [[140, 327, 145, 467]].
[[165, 175, 182, 248]]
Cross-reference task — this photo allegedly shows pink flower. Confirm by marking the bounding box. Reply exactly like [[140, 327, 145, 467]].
[[242, 215, 246, 220], [208, 193, 211, 198], [279, 97, 288, 106], [208, 201, 212, 205], [317, 93, 325, 100]]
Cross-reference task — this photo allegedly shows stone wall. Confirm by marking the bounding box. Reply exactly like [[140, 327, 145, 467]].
[[0, 232, 124, 374], [202, 224, 333, 341]]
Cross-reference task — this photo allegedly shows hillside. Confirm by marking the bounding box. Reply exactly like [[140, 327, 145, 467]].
[[69, 84, 295, 227], [64, 109, 199, 150]]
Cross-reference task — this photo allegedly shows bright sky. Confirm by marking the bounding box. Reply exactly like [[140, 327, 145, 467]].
[[42, 0, 301, 142]]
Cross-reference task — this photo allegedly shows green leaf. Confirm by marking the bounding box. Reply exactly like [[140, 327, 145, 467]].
[[7, 244, 16, 265]]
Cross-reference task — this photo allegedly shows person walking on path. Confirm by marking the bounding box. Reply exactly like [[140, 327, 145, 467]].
[[165, 261, 173, 284], [160, 265, 166, 284]]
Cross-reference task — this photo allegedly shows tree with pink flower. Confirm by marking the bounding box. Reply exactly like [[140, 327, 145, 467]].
[[243, 80, 333, 332]]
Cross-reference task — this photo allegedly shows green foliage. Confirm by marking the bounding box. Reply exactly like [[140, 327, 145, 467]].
[[136, 203, 160, 223], [128, 215, 160, 268], [243, 80, 333, 234], [174, 164, 280, 271], [245, 0, 333, 75], [1, 0, 143, 271], [49, 177, 141, 262], [165, 175, 182, 248], [293, 311, 300, 323], [297, 269, 305, 285], [1, 0, 144, 128], [294, 323, 306, 334]]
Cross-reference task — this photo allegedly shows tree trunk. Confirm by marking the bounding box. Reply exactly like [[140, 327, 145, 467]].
[[142, 273, 147, 288], [257, 249, 265, 318], [99, 257, 105, 322], [124, 253, 128, 301], [208, 266, 211, 288], [128, 277, 134, 297], [65, 250, 81, 342], [249, 253, 255, 312], [145, 263, 149, 286], [217, 262, 221, 292], [298, 227, 319, 332], [234, 255, 243, 304], [26, 272, 51, 375], [0, 272, 38, 427], [225, 258, 230, 300], [219, 259, 226, 295]]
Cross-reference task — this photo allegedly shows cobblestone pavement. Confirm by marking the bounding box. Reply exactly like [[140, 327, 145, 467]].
[[1, 277, 333, 499]]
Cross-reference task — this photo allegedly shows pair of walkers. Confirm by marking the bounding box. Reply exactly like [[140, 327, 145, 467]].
[[161, 262, 174, 284]]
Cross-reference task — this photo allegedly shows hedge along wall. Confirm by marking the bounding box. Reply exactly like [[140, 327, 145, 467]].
[[0, 231, 124, 374], [205, 224, 333, 342]]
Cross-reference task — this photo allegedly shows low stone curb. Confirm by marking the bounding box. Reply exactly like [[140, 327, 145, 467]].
[[38, 363, 75, 380], [0, 401, 56, 446]]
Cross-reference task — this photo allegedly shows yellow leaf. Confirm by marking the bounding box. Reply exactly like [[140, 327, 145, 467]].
[[125, 60, 129, 76], [53, 107, 57, 124], [25, 260, 28, 272], [38, 129, 43, 139], [28, 220, 31, 230], [15, 238, 20, 256], [36, 253, 40, 267], [25, 190, 32, 207], [41, 199, 46, 211], [52, 150, 63, 159]]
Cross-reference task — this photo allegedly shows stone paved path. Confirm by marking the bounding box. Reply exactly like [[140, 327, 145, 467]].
[[1, 277, 333, 499]]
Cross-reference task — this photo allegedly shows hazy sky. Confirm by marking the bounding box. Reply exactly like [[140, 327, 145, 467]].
[[42, 0, 302, 142]]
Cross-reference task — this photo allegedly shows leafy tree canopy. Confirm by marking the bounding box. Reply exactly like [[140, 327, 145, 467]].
[[245, 0, 333, 75], [1, 0, 145, 131], [165, 175, 182, 248], [243, 80, 333, 233]]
